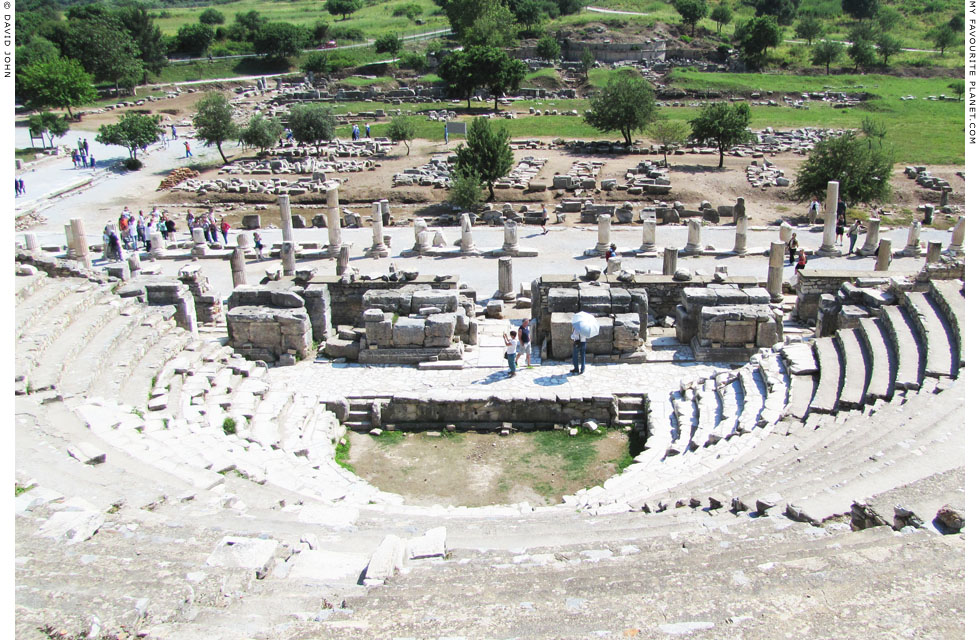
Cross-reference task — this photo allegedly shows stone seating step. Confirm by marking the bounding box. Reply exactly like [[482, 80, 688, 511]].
[[692, 379, 720, 449], [669, 389, 696, 452], [714, 374, 739, 440], [735, 365, 765, 433], [903, 291, 956, 378], [928, 279, 964, 369], [860, 466, 964, 534], [15, 276, 80, 339], [56, 306, 152, 396], [809, 338, 842, 414], [880, 305, 922, 390], [834, 328, 869, 410], [856, 318, 894, 401], [23, 298, 127, 392]]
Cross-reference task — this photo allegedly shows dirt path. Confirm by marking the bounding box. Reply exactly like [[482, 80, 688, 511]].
[[346, 430, 630, 507]]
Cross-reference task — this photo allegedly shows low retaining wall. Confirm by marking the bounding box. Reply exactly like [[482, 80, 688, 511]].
[[310, 274, 459, 327]]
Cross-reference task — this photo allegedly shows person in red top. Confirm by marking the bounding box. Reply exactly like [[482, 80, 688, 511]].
[[220, 219, 231, 244], [795, 249, 807, 275]]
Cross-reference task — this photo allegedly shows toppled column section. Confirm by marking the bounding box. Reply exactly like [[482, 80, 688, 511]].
[[145, 281, 198, 334], [177, 264, 223, 324]]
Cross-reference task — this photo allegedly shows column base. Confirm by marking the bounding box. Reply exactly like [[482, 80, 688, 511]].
[[365, 245, 390, 258], [816, 244, 842, 257], [493, 291, 516, 301]]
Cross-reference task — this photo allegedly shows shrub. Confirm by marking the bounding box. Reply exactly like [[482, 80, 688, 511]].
[[222, 417, 237, 435], [123, 157, 143, 170], [398, 51, 427, 71]]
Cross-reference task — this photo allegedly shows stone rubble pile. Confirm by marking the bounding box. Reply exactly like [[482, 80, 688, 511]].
[[220, 156, 375, 178], [392, 155, 454, 188], [603, 159, 671, 195], [272, 138, 391, 158], [905, 166, 951, 191], [553, 159, 604, 191], [15, 211, 47, 231], [745, 159, 790, 188], [749, 127, 841, 155], [492, 156, 547, 191], [157, 168, 200, 191], [172, 175, 336, 197]]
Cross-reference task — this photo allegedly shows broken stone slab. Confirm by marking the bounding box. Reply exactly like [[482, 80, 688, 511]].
[[936, 504, 965, 532], [37, 509, 105, 545], [362, 534, 406, 586], [205, 536, 278, 579], [67, 442, 106, 465], [287, 550, 369, 582], [406, 526, 447, 559]]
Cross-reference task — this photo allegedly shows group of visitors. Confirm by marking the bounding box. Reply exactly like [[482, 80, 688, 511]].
[[14, 178, 25, 196], [71, 139, 95, 169], [502, 319, 534, 378], [351, 123, 370, 141], [102, 207, 182, 261], [186, 210, 231, 245]]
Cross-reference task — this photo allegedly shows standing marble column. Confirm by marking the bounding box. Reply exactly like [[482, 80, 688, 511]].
[[149, 231, 165, 259], [22, 233, 39, 251], [779, 222, 792, 243], [230, 247, 247, 286], [70, 218, 91, 268], [947, 216, 965, 255], [281, 240, 296, 275], [859, 218, 881, 256], [923, 204, 934, 225], [379, 199, 391, 226], [662, 247, 678, 275], [638, 218, 657, 253], [127, 251, 142, 276], [733, 215, 748, 255], [683, 218, 703, 255], [336, 244, 350, 276], [366, 201, 389, 257], [459, 214, 479, 255], [767, 242, 785, 302], [875, 238, 892, 271], [926, 241, 942, 263], [817, 181, 841, 256], [65, 224, 76, 259], [495, 257, 515, 301], [502, 220, 519, 254], [278, 194, 294, 243], [901, 221, 922, 256], [324, 181, 342, 258], [191, 227, 208, 257], [592, 214, 612, 255]]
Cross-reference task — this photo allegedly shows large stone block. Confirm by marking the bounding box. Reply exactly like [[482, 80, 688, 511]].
[[392, 318, 426, 346], [579, 288, 611, 315], [411, 290, 458, 314], [609, 288, 632, 313], [712, 288, 749, 306], [549, 312, 575, 359], [757, 319, 782, 347], [723, 320, 757, 344], [242, 214, 261, 230], [424, 313, 456, 338], [547, 288, 580, 313]]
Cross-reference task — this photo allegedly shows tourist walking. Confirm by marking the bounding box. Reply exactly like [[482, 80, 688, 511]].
[[503, 330, 518, 378], [540, 204, 549, 234], [171, 124, 178, 140], [835, 214, 845, 245], [253, 232, 264, 260], [808, 198, 820, 223], [184, 140, 192, 158], [220, 218, 230, 245], [570, 327, 589, 375], [795, 249, 807, 275], [787, 232, 799, 264], [518, 319, 533, 368], [847, 220, 864, 255], [365, 123, 370, 138]]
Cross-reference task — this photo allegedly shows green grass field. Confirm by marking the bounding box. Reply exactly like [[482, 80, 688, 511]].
[[153, 0, 449, 38]]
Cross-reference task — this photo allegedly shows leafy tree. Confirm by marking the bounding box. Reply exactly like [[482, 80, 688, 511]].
[[875, 33, 901, 66], [688, 102, 753, 168], [398, 51, 427, 71], [438, 49, 478, 108], [16, 38, 60, 71], [288, 103, 336, 153], [795, 13, 823, 45], [931, 25, 956, 55], [393, 4, 424, 20], [875, 6, 900, 33], [557, 0, 584, 14], [848, 38, 876, 71], [859, 116, 886, 148], [16, 0, 60, 47], [454, 116, 514, 201], [96, 112, 161, 160], [848, 21, 877, 44], [200, 9, 225, 25], [949, 80, 965, 100], [790, 131, 893, 204], [468, 46, 528, 111], [949, 14, 965, 32], [65, 18, 144, 95], [253, 22, 307, 61], [303, 51, 335, 75], [325, 0, 364, 20], [28, 112, 70, 148], [449, 168, 485, 212], [812, 39, 843, 74], [240, 114, 283, 153], [174, 23, 215, 57], [192, 92, 239, 164], [711, 3, 733, 33], [375, 32, 402, 55], [584, 71, 659, 146], [18, 57, 97, 118], [674, 0, 708, 36], [739, 15, 782, 67], [462, 0, 517, 48], [752, 0, 798, 26], [229, 10, 268, 42], [387, 115, 419, 155], [116, 1, 168, 78], [513, 0, 541, 33], [646, 119, 690, 167], [580, 47, 595, 79], [537, 35, 561, 62], [841, 0, 879, 22]]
